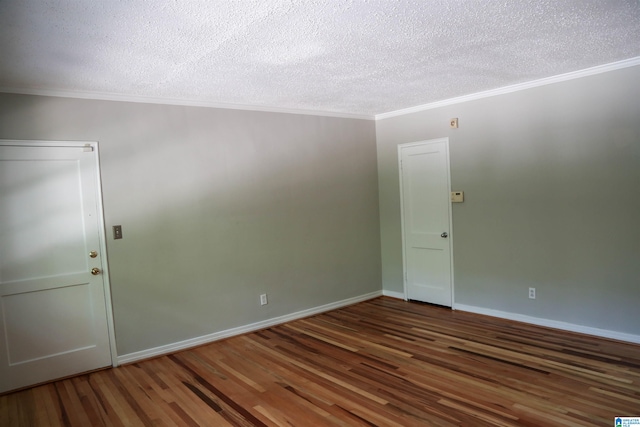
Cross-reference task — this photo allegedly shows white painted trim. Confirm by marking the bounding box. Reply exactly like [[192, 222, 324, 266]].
[[397, 144, 409, 303], [397, 138, 454, 307], [0, 87, 374, 121], [444, 140, 455, 307], [376, 56, 640, 120], [382, 290, 405, 300], [117, 291, 383, 365], [3, 57, 637, 122], [92, 142, 120, 367], [454, 304, 640, 345]]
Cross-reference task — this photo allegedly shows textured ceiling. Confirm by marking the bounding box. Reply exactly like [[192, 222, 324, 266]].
[[0, 0, 639, 118]]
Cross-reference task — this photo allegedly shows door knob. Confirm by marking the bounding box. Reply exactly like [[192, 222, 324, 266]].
[[91, 268, 101, 275], [440, 232, 448, 238], [89, 250, 98, 258]]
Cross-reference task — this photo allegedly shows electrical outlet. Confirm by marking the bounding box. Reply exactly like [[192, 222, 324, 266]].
[[528, 287, 536, 299], [260, 294, 268, 306], [450, 118, 459, 129]]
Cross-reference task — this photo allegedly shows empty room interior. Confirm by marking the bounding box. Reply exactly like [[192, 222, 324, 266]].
[[0, 1, 639, 426]]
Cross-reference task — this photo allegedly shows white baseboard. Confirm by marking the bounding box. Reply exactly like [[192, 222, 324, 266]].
[[382, 290, 405, 300], [117, 290, 383, 365], [454, 304, 640, 345]]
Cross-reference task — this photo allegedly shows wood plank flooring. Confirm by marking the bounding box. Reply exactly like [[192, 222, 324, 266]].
[[1, 297, 639, 426]]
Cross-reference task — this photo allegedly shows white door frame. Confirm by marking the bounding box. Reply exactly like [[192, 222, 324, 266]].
[[0, 139, 118, 367], [398, 138, 455, 305]]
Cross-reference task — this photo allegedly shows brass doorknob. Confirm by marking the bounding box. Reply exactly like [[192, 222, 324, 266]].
[[89, 250, 98, 258], [91, 268, 101, 275]]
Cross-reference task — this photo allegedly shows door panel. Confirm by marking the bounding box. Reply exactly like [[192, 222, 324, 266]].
[[400, 139, 453, 306], [3, 283, 95, 364], [2, 157, 88, 281], [0, 143, 112, 393]]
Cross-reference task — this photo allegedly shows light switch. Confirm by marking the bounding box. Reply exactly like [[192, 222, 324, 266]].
[[451, 191, 464, 203], [113, 225, 123, 239]]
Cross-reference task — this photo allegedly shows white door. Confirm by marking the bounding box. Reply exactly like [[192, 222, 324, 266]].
[[0, 142, 113, 393], [399, 139, 453, 306]]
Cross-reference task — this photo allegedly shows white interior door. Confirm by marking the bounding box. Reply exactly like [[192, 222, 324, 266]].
[[399, 139, 453, 306], [0, 142, 113, 393]]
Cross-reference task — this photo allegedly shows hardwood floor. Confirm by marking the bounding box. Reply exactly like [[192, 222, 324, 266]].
[[1, 297, 639, 426]]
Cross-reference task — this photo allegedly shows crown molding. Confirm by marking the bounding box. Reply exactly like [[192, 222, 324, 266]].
[[0, 87, 375, 121], [375, 56, 640, 120], [2, 57, 638, 122]]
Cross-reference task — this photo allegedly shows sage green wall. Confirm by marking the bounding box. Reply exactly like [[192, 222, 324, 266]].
[[0, 93, 381, 355], [376, 65, 640, 335]]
